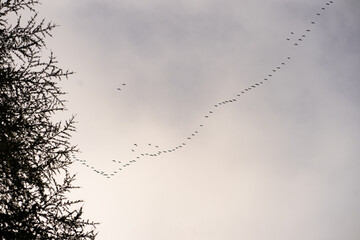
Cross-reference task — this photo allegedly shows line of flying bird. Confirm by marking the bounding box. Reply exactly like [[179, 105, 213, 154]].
[[73, 1, 335, 178]]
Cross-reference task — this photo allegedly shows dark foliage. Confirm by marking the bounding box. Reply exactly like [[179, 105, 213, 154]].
[[0, 1, 97, 239]]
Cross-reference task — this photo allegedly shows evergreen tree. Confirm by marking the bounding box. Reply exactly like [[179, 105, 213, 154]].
[[0, 1, 98, 239]]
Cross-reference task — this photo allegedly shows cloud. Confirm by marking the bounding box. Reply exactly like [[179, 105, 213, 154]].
[[39, 0, 360, 239]]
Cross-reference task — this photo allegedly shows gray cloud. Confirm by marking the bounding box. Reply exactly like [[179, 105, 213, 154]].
[[40, 0, 360, 239]]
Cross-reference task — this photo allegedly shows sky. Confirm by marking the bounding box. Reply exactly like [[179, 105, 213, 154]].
[[35, 0, 360, 239]]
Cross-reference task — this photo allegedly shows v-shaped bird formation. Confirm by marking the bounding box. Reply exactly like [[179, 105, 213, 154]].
[[73, 1, 336, 178]]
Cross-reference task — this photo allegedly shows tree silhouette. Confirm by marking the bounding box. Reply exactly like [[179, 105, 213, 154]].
[[0, 1, 97, 239]]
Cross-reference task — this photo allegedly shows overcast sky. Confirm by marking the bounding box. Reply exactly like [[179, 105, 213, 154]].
[[37, 0, 360, 239]]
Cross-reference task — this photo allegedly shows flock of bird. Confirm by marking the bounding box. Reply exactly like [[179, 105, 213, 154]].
[[73, 1, 335, 178]]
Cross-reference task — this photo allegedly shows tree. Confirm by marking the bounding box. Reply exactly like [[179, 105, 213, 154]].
[[0, 1, 98, 239]]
